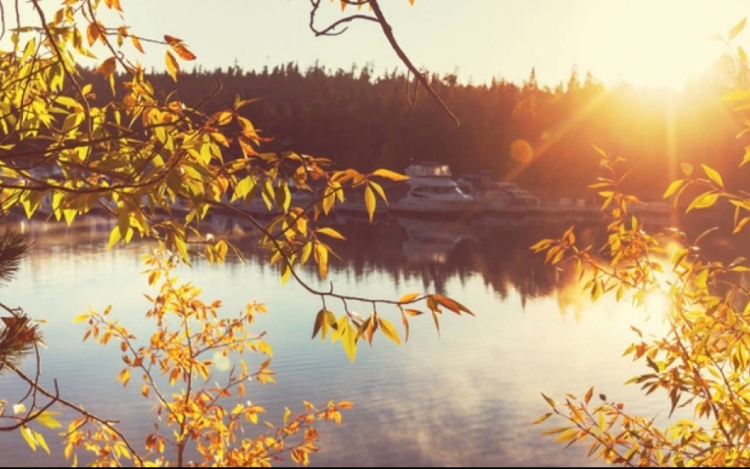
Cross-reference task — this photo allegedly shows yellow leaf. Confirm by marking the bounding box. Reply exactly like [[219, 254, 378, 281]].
[[165, 51, 179, 81], [729, 17, 747, 40], [371, 168, 409, 181], [131, 35, 144, 53], [686, 192, 719, 212], [116, 368, 130, 387], [316, 227, 346, 240], [34, 430, 50, 454], [364, 185, 376, 222], [701, 164, 724, 188], [663, 179, 684, 199], [341, 319, 357, 362], [553, 428, 580, 443], [315, 243, 329, 279], [19, 425, 37, 451], [72, 313, 89, 324], [398, 292, 420, 304], [377, 317, 401, 346], [532, 412, 553, 425], [36, 411, 62, 429]]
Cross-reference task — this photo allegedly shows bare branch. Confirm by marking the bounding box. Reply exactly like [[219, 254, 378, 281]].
[[309, 0, 377, 37]]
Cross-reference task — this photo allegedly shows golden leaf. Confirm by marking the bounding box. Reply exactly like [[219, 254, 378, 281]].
[[131, 35, 144, 53], [371, 168, 409, 181], [165, 51, 179, 82], [378, 316, 401, 346], [398, 292, 420, 304]]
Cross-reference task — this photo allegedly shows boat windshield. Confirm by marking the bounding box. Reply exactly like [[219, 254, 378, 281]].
[[406, 163, 452, 178]]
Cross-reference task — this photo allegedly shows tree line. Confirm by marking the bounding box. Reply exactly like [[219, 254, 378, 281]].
[[79, 59, 748, 201]]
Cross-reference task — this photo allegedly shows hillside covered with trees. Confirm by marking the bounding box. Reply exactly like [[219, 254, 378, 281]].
[[85, 59, 750, 201]]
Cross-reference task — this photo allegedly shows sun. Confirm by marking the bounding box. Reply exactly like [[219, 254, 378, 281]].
[[575, 1, 736, 91]]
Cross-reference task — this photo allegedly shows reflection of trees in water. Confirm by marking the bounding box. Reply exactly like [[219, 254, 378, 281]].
[[291, 215, 580, 302], [9, 212, 747, 316]]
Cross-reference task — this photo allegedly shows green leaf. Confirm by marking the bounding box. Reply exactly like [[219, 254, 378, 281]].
[[377, 316, 401, 345]]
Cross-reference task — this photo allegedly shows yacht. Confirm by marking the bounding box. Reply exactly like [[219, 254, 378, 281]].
[[477, 181, 540, 213], [388, 162, 477, 217]]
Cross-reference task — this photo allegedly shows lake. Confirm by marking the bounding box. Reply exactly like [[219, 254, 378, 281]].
[[0, 209, 724, 467]]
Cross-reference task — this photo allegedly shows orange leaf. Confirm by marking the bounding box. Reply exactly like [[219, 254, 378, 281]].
[[163, 34, 183, 44], [94, 56, 116, 78], [170, 42, 196, 61], [86, 22, 100, 46]]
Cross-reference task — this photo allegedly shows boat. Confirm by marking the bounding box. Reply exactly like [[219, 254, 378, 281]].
[[388, 162, 477, 217], [475, 181, 540, 213]]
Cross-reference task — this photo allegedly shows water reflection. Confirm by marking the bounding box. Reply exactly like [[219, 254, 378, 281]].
[[0, 211, 741, 467]]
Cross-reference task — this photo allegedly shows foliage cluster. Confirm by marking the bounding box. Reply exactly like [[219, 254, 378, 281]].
[[532, 17, 750, 467], [0, 0, 472, 466]]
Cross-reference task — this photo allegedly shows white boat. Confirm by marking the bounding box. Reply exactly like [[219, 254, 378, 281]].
[[388, 162, 477, 217], [477, 181, 540, 213]]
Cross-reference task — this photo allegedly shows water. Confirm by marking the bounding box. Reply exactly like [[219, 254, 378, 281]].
[[0, 212, 707, 466]]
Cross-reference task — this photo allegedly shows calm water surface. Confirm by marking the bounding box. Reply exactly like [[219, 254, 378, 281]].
[[0, 212, 709, 466]]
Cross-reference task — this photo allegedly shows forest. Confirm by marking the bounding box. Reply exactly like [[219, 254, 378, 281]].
[[78, 57, 749, 202]]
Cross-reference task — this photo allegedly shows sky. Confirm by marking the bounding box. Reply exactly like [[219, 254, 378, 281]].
[[61, 1, 750, 90]]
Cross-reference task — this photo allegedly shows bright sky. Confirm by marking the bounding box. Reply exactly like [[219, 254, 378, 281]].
[[89, 1, 750, 90]]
